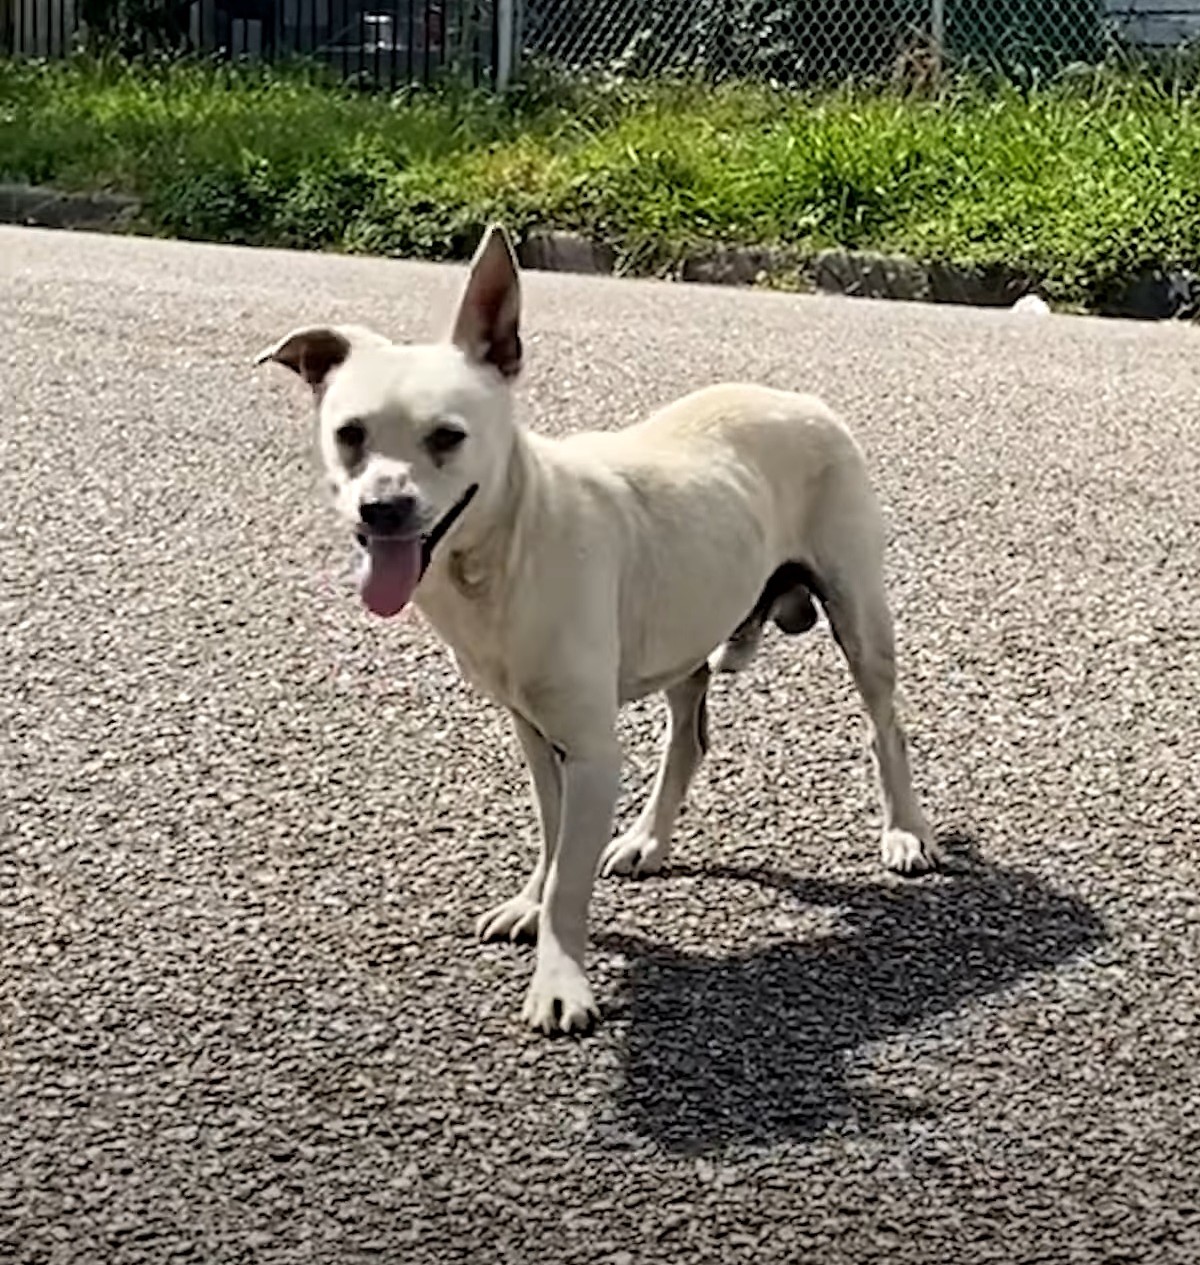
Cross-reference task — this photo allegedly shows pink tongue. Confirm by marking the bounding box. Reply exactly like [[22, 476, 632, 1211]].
[[358, 537, 422, 618]]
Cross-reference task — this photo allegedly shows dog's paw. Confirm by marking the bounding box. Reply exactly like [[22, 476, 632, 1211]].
[[521, 958, 599, 1036], [881, 828, 942, 875], [476, 893, 540, 944], [600, 826, 667, 879]]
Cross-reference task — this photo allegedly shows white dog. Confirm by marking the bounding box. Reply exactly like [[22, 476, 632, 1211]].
[[257, 225, 938, 1036]]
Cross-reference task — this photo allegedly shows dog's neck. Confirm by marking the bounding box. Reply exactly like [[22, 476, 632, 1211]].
[[420, 423, 538, 610]]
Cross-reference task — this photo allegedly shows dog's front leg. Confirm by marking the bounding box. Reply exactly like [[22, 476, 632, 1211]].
[[522, 735, 621, 1035], [477, 712, 562, 944]]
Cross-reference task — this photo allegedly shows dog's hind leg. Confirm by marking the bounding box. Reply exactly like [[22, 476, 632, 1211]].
[[600, 664, 710, 878], [708, 615, 764, 674], [810, 526, 938, 874], [709, 564, 819, 674]]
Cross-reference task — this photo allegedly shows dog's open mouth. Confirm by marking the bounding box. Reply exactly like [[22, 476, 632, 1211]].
[[355, 484, 478, 619]]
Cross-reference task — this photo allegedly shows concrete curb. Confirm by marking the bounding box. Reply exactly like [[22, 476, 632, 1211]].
[[517, 229, 616, 275], [0, 183, 141, 231], [3, 189, 1195, 321], [812, 248, 1030, 308], [514, 230, 1197, 320]]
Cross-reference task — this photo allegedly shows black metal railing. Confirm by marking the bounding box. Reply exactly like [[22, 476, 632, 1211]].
[[1, 0, 507, 91]]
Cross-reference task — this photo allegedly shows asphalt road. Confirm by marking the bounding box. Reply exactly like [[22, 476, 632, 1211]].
[[3, 226, 1199, 1265]]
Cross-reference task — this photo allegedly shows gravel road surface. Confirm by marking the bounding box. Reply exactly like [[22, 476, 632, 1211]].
[[3, 227, 1199, 1264]]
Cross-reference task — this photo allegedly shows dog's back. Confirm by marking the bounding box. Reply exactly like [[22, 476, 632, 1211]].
[[559, 382, 871, 564]]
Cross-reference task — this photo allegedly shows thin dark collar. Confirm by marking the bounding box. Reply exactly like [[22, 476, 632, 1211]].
[[420, 483, 479, 576]]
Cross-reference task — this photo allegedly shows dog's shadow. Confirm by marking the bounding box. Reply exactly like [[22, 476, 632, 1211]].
[[599, 839, 1105, 1153]]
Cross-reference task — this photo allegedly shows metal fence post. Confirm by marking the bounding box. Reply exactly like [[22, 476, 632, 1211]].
[[931, 0, 946, 77], [513, 0, 522, 80], [495, 0, 515, 91], [931, 0, 946, 51], [925, 0, 945, 78]]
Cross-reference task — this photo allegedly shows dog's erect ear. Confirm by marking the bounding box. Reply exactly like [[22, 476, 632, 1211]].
[[449, 224, 522, 379], [254, 324, 389, 392]]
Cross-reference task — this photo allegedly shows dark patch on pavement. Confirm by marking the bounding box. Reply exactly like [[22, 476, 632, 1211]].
[[607, 845, 1105, 1152]]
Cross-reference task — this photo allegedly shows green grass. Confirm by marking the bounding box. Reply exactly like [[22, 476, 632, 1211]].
[[3, 55, 1200, 303]]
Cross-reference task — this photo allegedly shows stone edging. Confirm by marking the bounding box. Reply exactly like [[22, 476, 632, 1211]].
[[517, 228, 1198, 321], [0, 183, 140, 232], [2, 187, 1196, 322], [517, 231, 1199, 322]]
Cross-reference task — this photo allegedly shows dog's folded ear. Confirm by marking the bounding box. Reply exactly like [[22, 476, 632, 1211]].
[[449, 224, 522, 380], [254, 324, 389, 391]]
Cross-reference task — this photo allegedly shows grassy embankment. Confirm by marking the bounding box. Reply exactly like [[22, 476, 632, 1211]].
[[2, 56, 1200, 303]]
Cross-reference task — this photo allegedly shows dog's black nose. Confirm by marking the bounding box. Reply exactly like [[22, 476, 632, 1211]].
[[359, 494, 418, 536]]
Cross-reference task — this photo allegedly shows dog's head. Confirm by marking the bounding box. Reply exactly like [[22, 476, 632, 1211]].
[[256, 223, 524, 617]]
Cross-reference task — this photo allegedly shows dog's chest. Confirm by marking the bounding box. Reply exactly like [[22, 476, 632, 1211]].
[[417, 578, 517, 705], [445, 639, 513, 702]]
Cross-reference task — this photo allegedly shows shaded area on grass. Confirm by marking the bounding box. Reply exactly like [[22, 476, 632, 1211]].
[[3, 56, 1200, 304]]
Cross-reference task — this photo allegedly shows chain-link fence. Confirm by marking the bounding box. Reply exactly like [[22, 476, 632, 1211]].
[[5, 0, 1198, 88], [520, 1, 1200, 86]]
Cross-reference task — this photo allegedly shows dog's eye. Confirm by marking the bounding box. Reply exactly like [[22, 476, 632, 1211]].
[[335, 420, 366, 449], [425, 424, 467, 458]]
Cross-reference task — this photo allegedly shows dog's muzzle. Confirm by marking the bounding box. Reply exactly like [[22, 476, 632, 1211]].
[[357, 493, 419, 538], [354, 484, 478, 576], [353, 484, 480, 618]]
